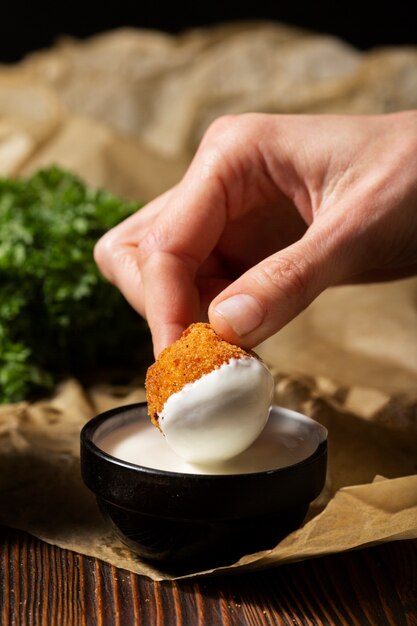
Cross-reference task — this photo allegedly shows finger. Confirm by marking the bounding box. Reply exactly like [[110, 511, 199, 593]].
[[93, 188, 175, 316], [138, 249, 201, 356], [136, 181, 227, 355], [208, 218, 364, 348], [135, 127, 237, 354], [94, 187, 175, 283]]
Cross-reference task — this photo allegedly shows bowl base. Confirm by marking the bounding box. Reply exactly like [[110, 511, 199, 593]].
[[99, 498, 308, 574]]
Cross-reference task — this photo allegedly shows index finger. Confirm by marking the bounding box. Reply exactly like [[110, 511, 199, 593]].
[[137, 167, 228, 356]]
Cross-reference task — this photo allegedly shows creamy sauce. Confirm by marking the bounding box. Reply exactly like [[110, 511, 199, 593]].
[[98, 408, 324, 475], [159, 356, 274, 463]]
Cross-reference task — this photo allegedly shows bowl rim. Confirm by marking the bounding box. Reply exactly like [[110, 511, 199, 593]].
[[81, 402, 328, 481]]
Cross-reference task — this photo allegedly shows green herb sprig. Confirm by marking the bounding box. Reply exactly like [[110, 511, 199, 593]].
[[0, 166, 150, 403]]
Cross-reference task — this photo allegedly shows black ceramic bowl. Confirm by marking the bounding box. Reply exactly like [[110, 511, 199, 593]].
[[80, 402, 327, 572]]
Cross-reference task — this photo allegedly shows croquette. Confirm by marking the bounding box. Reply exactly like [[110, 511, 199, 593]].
[[145, 322, 252, 429]]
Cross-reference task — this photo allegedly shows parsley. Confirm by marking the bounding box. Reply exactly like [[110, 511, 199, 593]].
[[0, 166, 151, 403]]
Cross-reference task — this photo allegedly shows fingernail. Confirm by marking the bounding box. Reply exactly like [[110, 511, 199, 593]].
[[213, 294, 264, 336]]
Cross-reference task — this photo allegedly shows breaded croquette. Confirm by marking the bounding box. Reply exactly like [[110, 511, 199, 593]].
[[145, 323, 274, 464], [145, 322, 248, 429]]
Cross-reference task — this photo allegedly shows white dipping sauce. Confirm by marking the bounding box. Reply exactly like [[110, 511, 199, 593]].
[[98, 407, 325, 475], [158, 357, 274, 464]]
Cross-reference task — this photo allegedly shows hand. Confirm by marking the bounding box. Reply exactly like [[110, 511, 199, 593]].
[[94, 111, 417, 356]]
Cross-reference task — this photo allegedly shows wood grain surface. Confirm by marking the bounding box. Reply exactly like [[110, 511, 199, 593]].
[[0, 528, 416, 626]]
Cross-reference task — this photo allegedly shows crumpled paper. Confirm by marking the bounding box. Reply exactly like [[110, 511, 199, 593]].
[[0, 22, 416, 580], [0, 377, 415, 580]]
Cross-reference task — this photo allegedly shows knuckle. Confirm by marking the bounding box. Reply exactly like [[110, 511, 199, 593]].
[[255, 255, 312, 306], [137, 228, 162, 258], [201, 113, 263, 153], [93, 232, 113, 269], [93, 232, 120, 283], [202, 113, 267, 146], [136, 228, 174, 267], [94, 229, 141, 284], [202, 115, 239, 143], [197, 116, 240, 173], [196, 113, 269, 185]]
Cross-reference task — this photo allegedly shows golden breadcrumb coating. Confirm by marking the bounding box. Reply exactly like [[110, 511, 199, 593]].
[[145, 322, 251, 429]]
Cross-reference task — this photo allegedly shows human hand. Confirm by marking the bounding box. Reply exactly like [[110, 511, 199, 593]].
[[94, 111, 417, 356]]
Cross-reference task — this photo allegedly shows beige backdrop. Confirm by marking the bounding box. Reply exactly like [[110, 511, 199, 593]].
[[0, 23, 416, 579]]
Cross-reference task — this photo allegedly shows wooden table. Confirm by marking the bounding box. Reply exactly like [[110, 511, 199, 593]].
[[1, 528, 416, 625]]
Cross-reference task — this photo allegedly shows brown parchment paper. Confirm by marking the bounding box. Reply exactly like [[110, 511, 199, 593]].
[[0, 22, 417, 580]]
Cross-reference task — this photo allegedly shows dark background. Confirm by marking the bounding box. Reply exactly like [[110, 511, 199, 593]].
[[1, 0, 416, 63]]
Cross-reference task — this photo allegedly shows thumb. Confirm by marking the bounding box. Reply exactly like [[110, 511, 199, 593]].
[[208, 223, 358, 348]]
